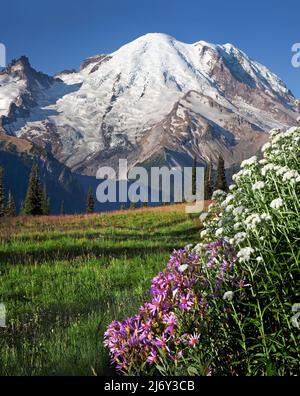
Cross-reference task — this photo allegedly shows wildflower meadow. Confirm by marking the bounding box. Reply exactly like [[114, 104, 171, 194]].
[[104, 127, 300, 376]]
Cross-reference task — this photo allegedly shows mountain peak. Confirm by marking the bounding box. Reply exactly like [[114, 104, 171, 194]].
[[6, 55, 32, 74], [4, 55, 54, 87], [0, 55, 55, 120], [12, 55, 30, 66], [116, 32, 177, 51], [135, 32, 175, 41]]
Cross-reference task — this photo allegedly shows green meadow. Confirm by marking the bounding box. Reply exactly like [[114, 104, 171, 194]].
[[0, 206, 202, 376]]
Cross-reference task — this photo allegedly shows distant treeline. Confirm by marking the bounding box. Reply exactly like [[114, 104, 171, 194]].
[[0, 155, 228, 217], [0, 164, 95, 217]]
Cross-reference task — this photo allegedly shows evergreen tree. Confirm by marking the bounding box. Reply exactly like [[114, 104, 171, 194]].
[[204, 161, 213, 200], [23, 164, 43, 216], [215, 155, 228, 193], [60, 200, 65, 216], [5, 191, 17, 217], [86, 187, 95, 214], [41, 183, 50, 215], [0, 167, 4, 217]]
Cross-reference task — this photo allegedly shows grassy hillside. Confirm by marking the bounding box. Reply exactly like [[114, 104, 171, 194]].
[[0, 205, 202, 376]]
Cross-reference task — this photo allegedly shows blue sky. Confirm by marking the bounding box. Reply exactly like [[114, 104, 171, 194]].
[[1, 0, 300, 97]]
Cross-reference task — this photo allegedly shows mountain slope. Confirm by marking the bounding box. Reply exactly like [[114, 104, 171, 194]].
[[0, 33, 299, 176], [0, 131, 85, 214]]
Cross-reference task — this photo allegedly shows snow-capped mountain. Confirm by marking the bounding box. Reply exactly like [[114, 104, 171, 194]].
[[0, 33, 299, 175]]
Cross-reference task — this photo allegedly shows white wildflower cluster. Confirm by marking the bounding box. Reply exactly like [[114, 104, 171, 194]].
[[270, 198, 284, 210], [241, 156, 258, 168], [223, 291, 235, 301], [282, 170, 300, 184], [197, 127, 300, 266], [252, 181, 265, 191], [232, 168, 252, 182], [261, 142, 272, 153], [193, 242, 207, 255], [232, 232, 247, 245], [225, 205, 234, 213], [270, 128, 281, 137], [221, 194, 235, 208], [263, 128, 299, 163], [244, 213, 272, 231], [199, 212, 209, 223], [212, 190, 227, 201], [275, 166, 292, 177], [215, 228, 224, 237], [200, 229, 209, 239], [261, 163, 300, 184], [261, 163, 276, 176], [237, 247, 255, 263], [234, 222, 243, 231], [233, 206, 245, 217]]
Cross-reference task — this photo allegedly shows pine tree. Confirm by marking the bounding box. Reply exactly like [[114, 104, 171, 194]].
[[191, 156, 197, 197], [41, 183, 50, 215], [86, 187, 95, 214], [215, 155, 228, 193], [5, 191, 17, 217], [60, 200, 65, 216], [204, 161, 213, 200], [23, 164, 43, 216], [0, 167, 4, 217]]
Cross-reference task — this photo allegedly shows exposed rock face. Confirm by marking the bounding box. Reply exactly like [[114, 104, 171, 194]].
[[0, 33, 298, 176], [80, 54, 112, 73]]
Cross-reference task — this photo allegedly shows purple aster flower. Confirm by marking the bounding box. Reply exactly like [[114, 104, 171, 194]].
[[163, 313, 177, 325], [207, 367, 213, 376], [168, 249, 187, 269], [236, 279, 251, 289], [154, 335, 170, 352], [207, 259, 217, 269], [221, 259, 233, 273], [179, 292, 194, 312], [147, 350, 158, 365], [188, 333, 200, 348], [215, 275, 224, 290], [148, 296, 162, 316], [170, 350, 183, 363], [207, 240, 223, 253], [128, 335, 139, 348], [163, 313, 177, 335], [140, 320, 153, 341], [115, 360, 128, 371], [141, 319, 152, 332]]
